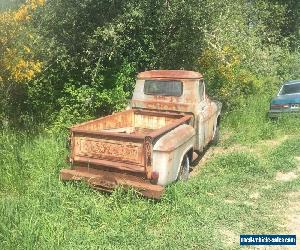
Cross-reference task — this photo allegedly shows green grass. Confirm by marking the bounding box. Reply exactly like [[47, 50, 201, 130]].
[[222, 95, 300, 145], [1, 96, 300, 249]]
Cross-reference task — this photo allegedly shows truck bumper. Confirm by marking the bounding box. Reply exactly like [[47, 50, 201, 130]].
[[60, 167, 164, 199], [268, 110, 300, 118]]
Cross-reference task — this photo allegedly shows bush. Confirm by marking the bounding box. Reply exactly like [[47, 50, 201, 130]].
[[1, 0, 300, 130]]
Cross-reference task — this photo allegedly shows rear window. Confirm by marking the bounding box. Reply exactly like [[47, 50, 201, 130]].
[[280, 83, 300, 95], [144, 80, 183, 96]]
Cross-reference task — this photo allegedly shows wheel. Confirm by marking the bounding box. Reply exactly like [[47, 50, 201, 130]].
[[211, 125, 220, 145], [177, 155, 190, 181]]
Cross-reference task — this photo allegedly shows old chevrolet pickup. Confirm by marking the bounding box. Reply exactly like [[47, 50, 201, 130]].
[[60, 70, 222, 198]]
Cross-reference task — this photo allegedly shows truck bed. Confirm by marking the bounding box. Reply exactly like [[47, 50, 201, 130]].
[[71, 109, 182, 134], [60, 109, 192, 198], [69, 109, 191, 171]]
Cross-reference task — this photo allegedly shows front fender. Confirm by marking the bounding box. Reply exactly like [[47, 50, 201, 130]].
[[152, 124, 195, 186]]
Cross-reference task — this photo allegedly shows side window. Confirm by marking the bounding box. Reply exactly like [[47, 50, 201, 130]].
[[199, 80, 205, 101]]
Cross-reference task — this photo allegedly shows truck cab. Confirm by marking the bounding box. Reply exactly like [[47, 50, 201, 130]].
[[132, 70, 222, 151]]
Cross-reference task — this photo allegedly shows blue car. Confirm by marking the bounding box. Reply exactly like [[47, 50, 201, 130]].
[[269, 80, 300, 118]]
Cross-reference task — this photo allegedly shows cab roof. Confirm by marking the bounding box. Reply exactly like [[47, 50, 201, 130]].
[[137, 70, 203, 80]]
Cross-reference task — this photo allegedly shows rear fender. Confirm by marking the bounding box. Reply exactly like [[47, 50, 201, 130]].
[[152, 124, 195, 185]]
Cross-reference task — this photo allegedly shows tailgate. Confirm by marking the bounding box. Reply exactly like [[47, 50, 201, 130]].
[[70, 130, 151, 175]]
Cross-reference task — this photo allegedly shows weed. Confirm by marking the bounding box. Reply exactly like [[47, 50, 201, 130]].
[[0, 129, 300, 249]]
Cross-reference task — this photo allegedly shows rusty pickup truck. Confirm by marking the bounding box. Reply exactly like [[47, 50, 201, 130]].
[[60, 70, 222, 199]]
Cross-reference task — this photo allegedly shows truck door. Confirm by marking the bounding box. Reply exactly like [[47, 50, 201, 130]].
[[203, 98, 217, 145], [198, 81, 217, 148]]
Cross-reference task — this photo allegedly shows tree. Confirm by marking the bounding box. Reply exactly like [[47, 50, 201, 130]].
[[0, 0, 44, 127]]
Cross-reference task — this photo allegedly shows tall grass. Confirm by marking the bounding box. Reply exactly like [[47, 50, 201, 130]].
[[0, 119, 300, 249], [222, 95, 300, 145]]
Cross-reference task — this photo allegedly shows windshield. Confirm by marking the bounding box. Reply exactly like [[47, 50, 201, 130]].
[[144, 80, 183, 96], [279, 83, 300, 95]]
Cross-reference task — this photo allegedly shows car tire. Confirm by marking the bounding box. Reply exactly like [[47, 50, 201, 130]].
[[177, 155, 190, 181]]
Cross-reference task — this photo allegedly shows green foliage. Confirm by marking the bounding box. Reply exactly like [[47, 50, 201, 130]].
[[25, 0, 208, 129], [0, 0, 300, 130], [0, 0, 44, 129], [0, 0, 24, 11], [222, 94, 300, 145], [199, 0, 300, 108]]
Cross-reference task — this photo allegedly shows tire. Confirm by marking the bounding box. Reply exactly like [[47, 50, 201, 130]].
[[211, 125, 220, 145], [177, 155, 190, 181]]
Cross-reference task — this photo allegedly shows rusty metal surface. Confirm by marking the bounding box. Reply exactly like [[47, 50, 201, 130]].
[[131, 76, 221, 152], [131, 79, 201, 115], [74, 157, 145, 173], [72, 109, 184, 134], [61, 70, 222, 198], [138, 70, 203, 80], [69, 109, 192, 179], [153, 124, 195, 152], [74, 136, 145, 164], [60, 167, 164, 199], [152, 124, 196, 185], [72, 109, 134, 131], [144, 136, 153, 179], [72, 129, 146, 141], [148, 115, 192, 139]]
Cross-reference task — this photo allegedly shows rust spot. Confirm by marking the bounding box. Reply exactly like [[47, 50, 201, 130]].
[[138, 70, 203, 80], [60, 167, 164, 199], [144, 136, 153, 179]]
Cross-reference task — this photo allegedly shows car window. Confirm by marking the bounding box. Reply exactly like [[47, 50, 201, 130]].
[[144, 80, 183, 96], [280, 83, 300, 95]]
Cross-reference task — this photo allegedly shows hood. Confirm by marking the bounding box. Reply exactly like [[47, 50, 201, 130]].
[[271, 93, 300, 104]]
